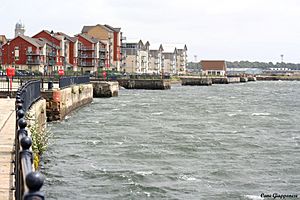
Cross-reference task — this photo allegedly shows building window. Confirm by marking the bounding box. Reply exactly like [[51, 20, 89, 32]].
[[14, 47, 19, 61]]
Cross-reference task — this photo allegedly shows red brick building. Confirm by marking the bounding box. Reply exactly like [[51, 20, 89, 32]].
[[76, 33, 99, 73], [1, 35, 60, 73], [32, 30, 62, 69]]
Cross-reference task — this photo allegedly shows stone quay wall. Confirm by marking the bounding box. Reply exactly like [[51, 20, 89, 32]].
[[42, 84, 93, 121], [118, 79, 171, 90]]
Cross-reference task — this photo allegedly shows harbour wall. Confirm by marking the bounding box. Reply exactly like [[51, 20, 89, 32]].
[[92, 81, 119, 97], [26, 99, 47, 136], [42, 84, 93, 121], [118, 79, 171, 90]]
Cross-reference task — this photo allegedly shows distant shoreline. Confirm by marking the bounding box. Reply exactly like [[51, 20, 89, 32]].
[[256, 75, 300, 81]]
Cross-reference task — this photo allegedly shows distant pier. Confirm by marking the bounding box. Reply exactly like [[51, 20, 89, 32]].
[[180, 77, 212, 86], [118, 79, 171, 90]]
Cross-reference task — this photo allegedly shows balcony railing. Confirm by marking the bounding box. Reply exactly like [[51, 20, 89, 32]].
[[59, 75, 90, 89], [99, 48, 106, 52], [78, 53, 96, 58], [99, 55, 106, 59], [78, 61, 96, 67], [78, 46, 95, 51], [26, 51, 41, 55], [26, 60, 42, 65]]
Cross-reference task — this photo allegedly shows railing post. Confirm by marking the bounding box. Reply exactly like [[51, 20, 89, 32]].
[[23, 172, 45, 200]]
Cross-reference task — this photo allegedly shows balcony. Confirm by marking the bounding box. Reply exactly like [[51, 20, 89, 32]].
[[78, 61, 96, 67], [78, 53, 96, 58], [26, 60, 42, 65], [99, 48, 106, 52], [26, 51, 42, 56], [78, 46, 95, 51], [99, 55, 106, 59]]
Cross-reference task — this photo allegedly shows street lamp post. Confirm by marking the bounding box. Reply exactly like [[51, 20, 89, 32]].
[[7, 41, 10, 69], [131, 60, 134, 74], [50, 30, 54, 75]]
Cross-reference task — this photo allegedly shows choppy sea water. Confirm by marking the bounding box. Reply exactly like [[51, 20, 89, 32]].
[[42, 81, 300, 200]]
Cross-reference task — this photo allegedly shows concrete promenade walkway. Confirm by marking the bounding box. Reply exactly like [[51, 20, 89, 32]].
[[0, 98, 16, 200]]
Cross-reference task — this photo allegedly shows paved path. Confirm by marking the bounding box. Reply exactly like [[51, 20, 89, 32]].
[[0, 98, 16, 200]]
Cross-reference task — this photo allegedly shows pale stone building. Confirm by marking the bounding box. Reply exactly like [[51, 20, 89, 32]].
[[122, 39, 150, 74], [149, 44, 164, 74]]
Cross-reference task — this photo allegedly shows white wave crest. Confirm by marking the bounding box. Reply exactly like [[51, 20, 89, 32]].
[[244, 195, 264, 200], [136, 171, 153, 176], [251, 113, 271, 116]]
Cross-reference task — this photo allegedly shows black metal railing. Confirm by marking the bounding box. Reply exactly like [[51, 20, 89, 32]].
[[59, 75, 90, 88], [15, 80, 45, 200], [18, 80, 41, 112]]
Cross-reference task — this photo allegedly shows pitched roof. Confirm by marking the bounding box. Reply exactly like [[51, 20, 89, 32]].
[[201, 60, 227, 71], [19, 35, 42, 47], [163, 43, 187, 51], [125, 38, 141, 44], [0, 35, 7, 44], [104, 24, 121, 32], [81, 24, 117, 33], [162, 44, 177, 53], [77, 33, 99, 43], [150, 43, 163, 51], [81, 26, 94, 33], [56, 32, 76, 42], [34, 38, 60, 49]]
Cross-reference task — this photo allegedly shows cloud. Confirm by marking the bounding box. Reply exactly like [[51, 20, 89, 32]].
[[1, 0, 300, 62]]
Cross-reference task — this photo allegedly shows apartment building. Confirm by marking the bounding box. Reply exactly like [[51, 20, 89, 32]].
[[162, 45, 177, 74], [175, 44, 188, 74], [55, 32, 78, 70], [122, 39, 150, 73], [149, 44, 164, 74], [1, 35, 60, 73], [81, 24, 122, 71], [76, 33, 100, 73], [32, 30, 63, 71], [162, 44, 188, 75]]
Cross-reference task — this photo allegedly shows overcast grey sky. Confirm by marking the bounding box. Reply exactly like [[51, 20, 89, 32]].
[[1, 0, 300, 63]]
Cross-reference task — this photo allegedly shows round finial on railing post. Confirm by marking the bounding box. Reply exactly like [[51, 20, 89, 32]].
[[16, 103, 23, 111], [16, 98, 22, 104], [17, 109, 25, 119], [18, 118, 28, 137], [24, 172, 45, 200], [20, 136, 32, 150], [18, 118, 27, 129]]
